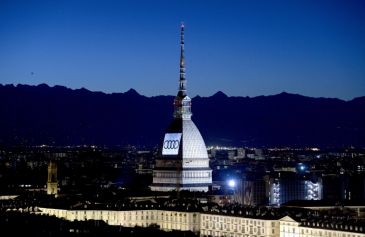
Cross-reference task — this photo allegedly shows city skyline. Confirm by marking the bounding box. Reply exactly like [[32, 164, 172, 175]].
[[1, 1, 364, 234], [1, 0, 365, 100]]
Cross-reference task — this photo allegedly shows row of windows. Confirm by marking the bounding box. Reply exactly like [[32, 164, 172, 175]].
[[182, 171, 211, 178], [70, 211, 197, 226], [280, 224, 365, 237], [153, 171, 210, 178], [202, 215, 268, 227], [298, 228, 363, 237], [154, 172, 180, 178], [203, 222, 266, 234], [201, 229, 275, 237]]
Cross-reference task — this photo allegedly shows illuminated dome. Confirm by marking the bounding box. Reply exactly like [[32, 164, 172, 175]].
[[164, 118, 209, 160]]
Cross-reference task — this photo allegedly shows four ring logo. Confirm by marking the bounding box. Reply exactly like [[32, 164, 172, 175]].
[[163, 140, 180, 149]]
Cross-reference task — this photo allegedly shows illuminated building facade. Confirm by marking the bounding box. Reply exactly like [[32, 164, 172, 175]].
[[38, 207, 365, 237], [150, 23, 212, 192], [269, 173, 323, 205], [47, 160, 58, 196]]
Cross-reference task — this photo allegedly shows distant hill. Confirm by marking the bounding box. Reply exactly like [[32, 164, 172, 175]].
[[0, 83, 364, 148]]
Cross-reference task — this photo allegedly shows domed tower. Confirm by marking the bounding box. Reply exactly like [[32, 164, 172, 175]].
[[151, 23, 212, 192]]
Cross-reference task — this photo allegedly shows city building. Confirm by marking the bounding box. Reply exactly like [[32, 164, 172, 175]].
[[242, 174, 268, 206], [46, 160, 58, 196], [269, 172, 323, 205], [150, 23, 212, 192], [37, 205, 365, 237]]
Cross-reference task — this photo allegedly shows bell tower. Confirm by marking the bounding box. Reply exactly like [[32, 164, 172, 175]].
[[47, 160, 58, 196]]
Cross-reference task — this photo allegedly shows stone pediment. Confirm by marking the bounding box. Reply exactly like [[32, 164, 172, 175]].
[[279, 216, 298, 223]]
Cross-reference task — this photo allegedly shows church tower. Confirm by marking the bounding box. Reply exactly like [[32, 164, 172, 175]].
[[151, 23, 212, 192], [47, 160, 58, 196]]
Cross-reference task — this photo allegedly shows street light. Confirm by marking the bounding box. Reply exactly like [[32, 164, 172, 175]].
[[298, 163, 306, 172], [228, 179, 236, 188]]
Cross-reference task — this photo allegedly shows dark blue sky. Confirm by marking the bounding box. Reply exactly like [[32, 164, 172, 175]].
[[0, 0, 364, 100]]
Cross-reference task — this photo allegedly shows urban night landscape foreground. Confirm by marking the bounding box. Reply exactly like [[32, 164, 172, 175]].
[[0, 144, 365, 236], [1, 1, 365, 237]]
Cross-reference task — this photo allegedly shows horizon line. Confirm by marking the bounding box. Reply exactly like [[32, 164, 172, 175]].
[[0, 82, 363, 101]]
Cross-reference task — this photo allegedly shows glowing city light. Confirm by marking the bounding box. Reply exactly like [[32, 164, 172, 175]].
[[228, 179, 236, 188]]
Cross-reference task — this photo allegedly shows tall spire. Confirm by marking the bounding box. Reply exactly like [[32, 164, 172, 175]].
[[174, 22, 192, 120], [178, 22, 186, 97]]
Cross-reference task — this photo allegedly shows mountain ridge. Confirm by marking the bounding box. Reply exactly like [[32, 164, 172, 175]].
[[0, 83, 364, 148], [2, 83, 362, 101]]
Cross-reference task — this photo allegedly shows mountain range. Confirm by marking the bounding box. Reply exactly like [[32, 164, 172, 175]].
[[0, 83, 364, 148]]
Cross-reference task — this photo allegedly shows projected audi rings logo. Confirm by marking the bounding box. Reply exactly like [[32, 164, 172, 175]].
[[163, 140, 180, 149]]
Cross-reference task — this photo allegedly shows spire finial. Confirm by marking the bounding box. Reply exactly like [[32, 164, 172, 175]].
[[174, 22, 192, 120]]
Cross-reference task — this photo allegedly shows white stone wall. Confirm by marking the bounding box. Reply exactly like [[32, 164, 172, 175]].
[[279, 217, 365, 237], [38, 208, 200, 233], [200, 213, 279, 237]]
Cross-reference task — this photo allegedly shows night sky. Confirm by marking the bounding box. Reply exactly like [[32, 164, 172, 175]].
[[0, 0, 364, 100]]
